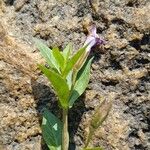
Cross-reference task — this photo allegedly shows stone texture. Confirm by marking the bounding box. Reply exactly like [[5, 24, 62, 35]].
[[0, 0, 150, 150]]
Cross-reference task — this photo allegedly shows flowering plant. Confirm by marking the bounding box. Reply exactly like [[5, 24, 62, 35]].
[[35, 25, 109, 150]]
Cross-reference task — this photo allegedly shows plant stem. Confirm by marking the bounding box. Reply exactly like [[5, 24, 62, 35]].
[[84, 127, 95, 148], [62, 109, 69, 150]]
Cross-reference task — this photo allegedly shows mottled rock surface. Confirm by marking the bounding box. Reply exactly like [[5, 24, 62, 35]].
[[0, 0, 150, 150]]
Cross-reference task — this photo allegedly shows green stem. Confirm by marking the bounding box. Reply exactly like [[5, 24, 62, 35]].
[[62, 109, 69, 150], [84, 127, 95, 148]]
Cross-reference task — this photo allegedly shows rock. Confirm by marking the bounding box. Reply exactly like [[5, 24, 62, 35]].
[[0, 0, 5, 13], [3, 0, 14, 5], [0, 0, 150, 150], [92, 63, 99, 70], [14, 0, 28, 11], [0, 20, 41, 149]]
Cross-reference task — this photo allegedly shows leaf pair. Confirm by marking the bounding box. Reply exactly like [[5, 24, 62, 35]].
[[35, 38, 87, 76], [38, 57, 93, 108], [35, 39, 92, 108]]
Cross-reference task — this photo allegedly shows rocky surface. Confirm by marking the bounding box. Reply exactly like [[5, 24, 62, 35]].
[[0, 0, 150, 150]]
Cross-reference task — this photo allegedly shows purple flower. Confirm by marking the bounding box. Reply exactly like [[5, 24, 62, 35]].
[[84, 24, 105, 52], [74, 24, 105, 71]]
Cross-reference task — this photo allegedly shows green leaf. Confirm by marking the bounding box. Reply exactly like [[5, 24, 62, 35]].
[[62, 43, 72, 61], [38, 64, 70, 108], [66, 70, 72, 90], [63, 46, 87, 77], [69, 57, 93, 107], [34, 38, 60, 72], [42, 109, 62, 150], [52, 47, 65, 72], [83, 147, 104, 150]]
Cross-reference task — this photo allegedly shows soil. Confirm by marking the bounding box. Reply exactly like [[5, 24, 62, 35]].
[[0, 0, 150, 150]]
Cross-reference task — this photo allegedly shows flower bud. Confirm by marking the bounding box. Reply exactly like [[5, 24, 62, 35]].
[[90, 99, 112, 129]]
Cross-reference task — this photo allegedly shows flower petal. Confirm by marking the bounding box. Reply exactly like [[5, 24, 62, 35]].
[[95, 37, 105, 46], [84, 36, 96, 52], [84, 24, 105, 53]]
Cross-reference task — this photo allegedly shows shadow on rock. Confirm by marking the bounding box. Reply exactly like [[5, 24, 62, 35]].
[[69, 94, 89, 150], [31, 78, 59, 150], [4, 0, 15, 5]]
